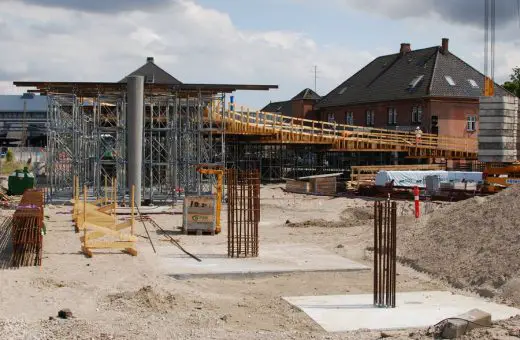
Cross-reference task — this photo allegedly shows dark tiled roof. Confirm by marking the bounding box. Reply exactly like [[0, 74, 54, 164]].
[[262, 88, 321, 116], [317, 46, 512, 108], [291, 88, 321, 100], [119, 57, 182, 84], [261, 100, 292, 116]]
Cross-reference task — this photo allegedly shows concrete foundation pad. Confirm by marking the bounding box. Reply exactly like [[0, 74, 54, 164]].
[[283, 291, 520, 332], [155, 243, 369, 278]]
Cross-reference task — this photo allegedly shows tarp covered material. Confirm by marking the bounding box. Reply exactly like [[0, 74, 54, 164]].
[[375, 171, 483, 188]]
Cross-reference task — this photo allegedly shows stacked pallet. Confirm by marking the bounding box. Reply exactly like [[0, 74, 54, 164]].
[[11, 189, 44, 267], [285, 173, 341, 196], [479, 96, 520, 162], [310, 177, 337, 196]]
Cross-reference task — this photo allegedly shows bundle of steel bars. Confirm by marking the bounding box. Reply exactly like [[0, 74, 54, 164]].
[[373, 199, 397, 308], [11, 189, 44, 267], [227, 169, 260, 258]]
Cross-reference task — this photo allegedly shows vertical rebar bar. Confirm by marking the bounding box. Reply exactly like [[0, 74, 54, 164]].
[[373, 199, 397, 308]]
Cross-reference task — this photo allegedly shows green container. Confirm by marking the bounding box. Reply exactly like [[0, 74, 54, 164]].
[[8, 167, 35, 195]]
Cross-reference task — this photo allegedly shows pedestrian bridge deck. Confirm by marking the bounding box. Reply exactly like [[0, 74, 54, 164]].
[[213, 110, 477, 159]]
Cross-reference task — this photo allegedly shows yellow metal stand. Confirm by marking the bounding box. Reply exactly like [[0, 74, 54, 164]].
[[196, 164, 224, 234]]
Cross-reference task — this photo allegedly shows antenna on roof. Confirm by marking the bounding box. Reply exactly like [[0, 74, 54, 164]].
[[314, 65, 317, 92]]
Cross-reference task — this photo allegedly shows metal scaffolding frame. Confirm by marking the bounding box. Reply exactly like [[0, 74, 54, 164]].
[[45, 90, 226, 205]]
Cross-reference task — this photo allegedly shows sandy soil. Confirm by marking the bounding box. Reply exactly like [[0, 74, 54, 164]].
[[400, 185, 520, 304], [0, 185, 518, 339]]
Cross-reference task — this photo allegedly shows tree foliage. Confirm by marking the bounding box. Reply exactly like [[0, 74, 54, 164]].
[[503, 67, 520, 97], [5, 149, 13, 163]]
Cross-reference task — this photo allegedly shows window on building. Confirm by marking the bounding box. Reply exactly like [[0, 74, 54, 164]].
[[387, 107, 397, 125], [445, 75, 456, 86], [412, 106, 423, 123], [327, 113, 335, 123], [409, 75, 424, 89], [345, 112, 354, 125], [467, 115, 477, 132], [468, 79, 479, 88], [365, 110, 375, 126]]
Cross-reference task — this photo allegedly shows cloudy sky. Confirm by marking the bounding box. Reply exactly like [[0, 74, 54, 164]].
[[0, 0, 519, 109]]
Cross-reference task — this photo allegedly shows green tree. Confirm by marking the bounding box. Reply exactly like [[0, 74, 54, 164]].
[[503, 67, 520, 97], [5, 149, 13, 163]]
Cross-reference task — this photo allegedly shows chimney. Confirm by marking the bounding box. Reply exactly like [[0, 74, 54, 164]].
[[441, 38, 449, 54], [400, 43, 412, 55], [147, 57, 154, 63]]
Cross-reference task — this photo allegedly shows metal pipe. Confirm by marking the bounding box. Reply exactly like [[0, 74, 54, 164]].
[[127, 76, 144, 207]]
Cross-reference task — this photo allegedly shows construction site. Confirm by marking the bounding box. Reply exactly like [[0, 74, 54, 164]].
[[1, 0, 520, 339]]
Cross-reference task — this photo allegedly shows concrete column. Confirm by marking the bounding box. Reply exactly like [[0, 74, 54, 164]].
[[127, 76, 144, 207]]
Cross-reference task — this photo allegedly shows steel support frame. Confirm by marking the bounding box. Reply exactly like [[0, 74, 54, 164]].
[[45, 90, 225, 204]]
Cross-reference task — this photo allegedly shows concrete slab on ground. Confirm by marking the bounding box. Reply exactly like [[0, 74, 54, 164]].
[[155, 243, 369, 278], [283, 291, 520, 332]]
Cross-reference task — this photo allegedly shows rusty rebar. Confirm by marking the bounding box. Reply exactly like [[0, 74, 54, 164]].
[[373, 199, 397, 308], [11, 189, 44, 267], [227, 169, 260, 258]]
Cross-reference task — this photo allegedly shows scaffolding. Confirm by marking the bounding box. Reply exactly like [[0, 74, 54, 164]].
[[44, 89, 227, 205]]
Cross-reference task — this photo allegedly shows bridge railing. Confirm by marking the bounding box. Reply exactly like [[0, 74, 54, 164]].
[[213, 107, 477, 153]]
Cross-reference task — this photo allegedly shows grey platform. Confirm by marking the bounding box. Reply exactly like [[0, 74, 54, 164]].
[[283, 291, 520, 332], [154, 243, 369, 278]]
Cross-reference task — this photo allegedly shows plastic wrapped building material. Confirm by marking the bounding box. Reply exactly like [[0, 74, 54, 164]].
[[375, 170, 482, 188]]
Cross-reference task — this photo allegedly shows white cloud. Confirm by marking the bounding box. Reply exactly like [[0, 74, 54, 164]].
[[0, 0, 374, 109]]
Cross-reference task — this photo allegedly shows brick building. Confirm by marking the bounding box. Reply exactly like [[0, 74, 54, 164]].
[[261, 88, 321, 119], [316, 38, 512, 138], [263, 38, 514, 139]]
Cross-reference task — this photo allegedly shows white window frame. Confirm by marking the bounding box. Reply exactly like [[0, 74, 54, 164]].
[[365, 110, 375, 126], [412, 106, 423, 123], [345, 112, 354, 125], [467, 115, 477, 132], [387, 107, 397, 125]]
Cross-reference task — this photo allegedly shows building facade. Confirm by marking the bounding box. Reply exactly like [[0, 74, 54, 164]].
[[315, 38, 512, 138]]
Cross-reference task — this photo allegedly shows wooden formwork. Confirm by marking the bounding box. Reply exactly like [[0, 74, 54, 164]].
[[215, 108, 478, 160], [72, 176, 137, 258]]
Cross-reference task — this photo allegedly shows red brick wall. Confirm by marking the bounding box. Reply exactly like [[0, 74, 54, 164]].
[[292, 100, 316, 119], [319, 99, 428, 128], [318, 98, 479, 139], [427, 98, 478, 138]]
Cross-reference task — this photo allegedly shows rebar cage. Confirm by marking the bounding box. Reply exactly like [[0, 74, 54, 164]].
[[227, 168, 260, 258], [373, 199, 397, 308]]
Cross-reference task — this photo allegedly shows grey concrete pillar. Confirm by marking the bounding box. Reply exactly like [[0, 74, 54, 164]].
[[127, 76, 144, 207]]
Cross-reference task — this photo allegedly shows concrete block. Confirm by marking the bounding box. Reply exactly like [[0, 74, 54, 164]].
[[479, 155, 518, 163], [478, 149, 517, 156], [480, 96, 518, 105], [478, 129, 518, 137], [478, 136, 517, 143], [479, 116, 517, 124], [441, 309, 491, 339], [478, 122, 517, 130], [479, 142, 517, 150]]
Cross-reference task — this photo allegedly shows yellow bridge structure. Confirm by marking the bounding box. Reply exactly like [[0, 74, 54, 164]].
[[214, 108, 477, 160]]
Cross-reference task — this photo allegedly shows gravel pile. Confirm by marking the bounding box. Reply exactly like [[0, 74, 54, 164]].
[[400, 185, 520, 302]]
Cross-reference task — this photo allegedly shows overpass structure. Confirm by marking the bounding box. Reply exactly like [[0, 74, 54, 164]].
[[218, 109, 477, 159], [13, 80, 477, 204]]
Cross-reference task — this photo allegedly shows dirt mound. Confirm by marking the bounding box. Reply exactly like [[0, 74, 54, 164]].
[[286, 206, 373, 228], [400, 185, 520, 301], [102, 285, 177, 312]]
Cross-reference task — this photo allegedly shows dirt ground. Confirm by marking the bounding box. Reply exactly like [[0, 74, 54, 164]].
[[0, 184, 518, 339]]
